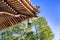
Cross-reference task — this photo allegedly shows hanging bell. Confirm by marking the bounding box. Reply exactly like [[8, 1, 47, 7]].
[[28, 18, 32, 25]]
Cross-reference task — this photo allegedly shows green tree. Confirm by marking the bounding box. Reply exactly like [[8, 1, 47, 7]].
[[32, 17, 54, 40], [1, 22, 34, 40], [1, 25, 22, 40], [1, 17, 54, 40]]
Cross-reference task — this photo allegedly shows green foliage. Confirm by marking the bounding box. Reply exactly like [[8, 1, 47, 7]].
[[1, 17, 54, 40], [1, 25, 22, 40], [25, 31, 35, 40], [32, 17, 54, 40]]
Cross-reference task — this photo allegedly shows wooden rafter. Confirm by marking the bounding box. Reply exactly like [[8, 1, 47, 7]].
[[0, 0, 39, 30]]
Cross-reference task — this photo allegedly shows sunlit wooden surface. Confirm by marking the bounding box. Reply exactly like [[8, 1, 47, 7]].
[[0, 0, 39, 30]]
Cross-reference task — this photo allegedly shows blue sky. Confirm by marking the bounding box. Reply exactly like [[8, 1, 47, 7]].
[[31, 0, 60, 40]]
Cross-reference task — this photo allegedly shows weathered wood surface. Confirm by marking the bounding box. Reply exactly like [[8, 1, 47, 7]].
[[0, 0, 39, 30], [0, 0, 39, 15], [0, 13, 29, 30]]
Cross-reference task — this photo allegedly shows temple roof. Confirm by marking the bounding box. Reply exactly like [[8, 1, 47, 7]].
[[0, 0, 39, 30]]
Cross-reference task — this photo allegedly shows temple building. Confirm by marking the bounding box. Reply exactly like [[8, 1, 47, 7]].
[[0, 0, 39, 30]]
